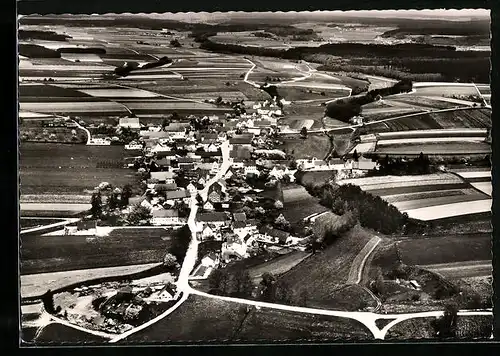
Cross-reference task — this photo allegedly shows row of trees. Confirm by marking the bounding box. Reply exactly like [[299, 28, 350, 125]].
[[369, 152, 436, 176]]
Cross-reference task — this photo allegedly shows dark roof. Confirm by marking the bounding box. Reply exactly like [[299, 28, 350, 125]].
[[230, 147, 252, 159], [177, 157, 197, 163], [154, 183, 178, 191], [163, 122, 190, 132], [200, 151, 222, 158], [156, 158, 171, 166], [199, 133, 218, 140], [260, 226, 290, 241], [198, 212, 229, 222], [229, 135, 254, 145], [166, 190, 189, 199], [233, 212, 247, 222], [179, 163, 195, 170], [233, 221, 246, 229]]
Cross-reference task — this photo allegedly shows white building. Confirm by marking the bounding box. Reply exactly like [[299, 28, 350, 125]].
[[151, 209, 183, 226]]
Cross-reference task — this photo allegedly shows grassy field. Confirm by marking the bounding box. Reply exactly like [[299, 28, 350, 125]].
[[396, 234, 491, 266], [244, 251, 311, 281], [20, 218, 66, 230], [281, 184, 329, 223], [123, 294, 374, 342], [280, 225, 373, 305], [20, 229, 175, 275], [20, 142, 136, 196], [278, 134, 331, 160], [21, 263, 161, 298], [30, 323, 107, 344], [385, 315, 492, 340]]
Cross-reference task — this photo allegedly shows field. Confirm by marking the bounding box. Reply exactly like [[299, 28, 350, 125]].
[[20, 228, 176, 275], [20, 143, 136, 196], [29, 323, 107, 344], [281, 185, 329, 223], [244, 251, 311, 282], [397, 234, 491, 266], [21, 263, 161, 298], [385, 315, 492, 340], [362, 108, 491, 135], [123, 294, 373, 342], [280, 224, 373, 307], [338, 173, 491, 221], [20, 218, 66, 230], [277, 134, 331, 160]]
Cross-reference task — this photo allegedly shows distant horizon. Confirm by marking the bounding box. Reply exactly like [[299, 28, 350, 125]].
[[20, 9, 490, 22]]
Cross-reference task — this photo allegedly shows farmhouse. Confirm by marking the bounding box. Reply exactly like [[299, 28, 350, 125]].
[[201, 252, 219, 267], [119, 117, 141, 131], [151, 209, 183, 226], [166, 189, 190, 204], [244, 161, 260, 176], [198, 212, 229, 227], [259, 226, 291, 245]]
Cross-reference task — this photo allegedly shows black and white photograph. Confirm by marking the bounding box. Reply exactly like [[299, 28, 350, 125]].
[[18, 9, 493, 344]]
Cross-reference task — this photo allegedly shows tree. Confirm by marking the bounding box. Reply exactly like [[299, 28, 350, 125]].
[[90, 191, 102, 219], [208, 268, 230, 294], [121, 184, 133, 207], [171, 224, 192, 263], [170, 39, 182, 47], [432, 302, 458, 339], [163, 252, 178, 269], [289, 160, 298, 170], [127, 204, 152, 225], [233, 270, 254, 298], [196, 193, 204, 206], [215, 96, 223, 105], [274, 214, 291, 231], [108, 192, 119, 211], [296, 289, 309, 307], [300, 127, 308, 139], [274, 200, 284, 210], [260, 272, 277, 302], [373, 267, 386, 296], [352, 149, 359, 162]]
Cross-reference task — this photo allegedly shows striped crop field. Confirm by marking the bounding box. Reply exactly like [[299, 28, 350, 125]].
[[451, 169, 492, 196], [374, 141, 491, 156], [19, 101, 129, 114], [404, 199, 491, 221], [337, 173, 491, 221]]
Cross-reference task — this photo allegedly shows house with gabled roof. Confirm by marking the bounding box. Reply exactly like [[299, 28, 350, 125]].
[[233, 212, 247, 223], [244, 161, 260, 176], [203, 201, 215, 211], [259, 226, 291, 245], [186, 182, 197, 196], [198, 212, 229, 227], [151, 209, 184, 226]]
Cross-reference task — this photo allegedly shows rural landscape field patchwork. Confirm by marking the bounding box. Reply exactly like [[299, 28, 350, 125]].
[[18, 9, 492, 344]]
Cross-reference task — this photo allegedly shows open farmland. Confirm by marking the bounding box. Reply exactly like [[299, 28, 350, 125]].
[[123, 294, 373, 342], [277, 134, 331, 159], [31, 323, 108, 344], [280, 225, 373, 307], [281, 184, 329, 223], [338, 173, 491, 220], [375, 141, 491, 156], [244, 250, 311, 282], [21, 263, 161, 298], [20, 143, 136, 196], [20, 228, 176, 275], [412, 83, 479, 97], [397, 233, 491, 266]]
